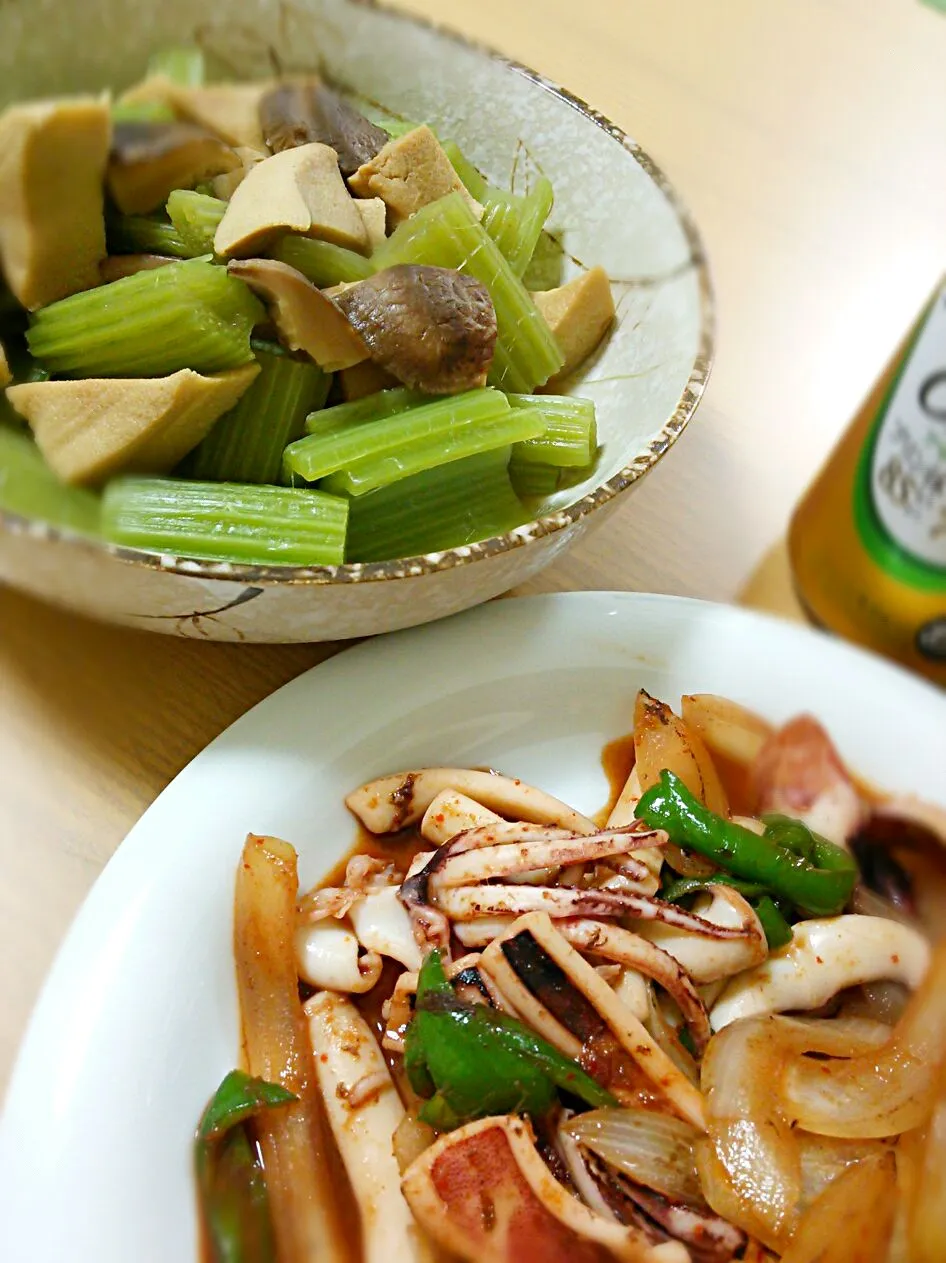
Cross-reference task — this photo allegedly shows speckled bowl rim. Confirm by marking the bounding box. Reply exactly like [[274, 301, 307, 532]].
[[0, 0, 714, 587]]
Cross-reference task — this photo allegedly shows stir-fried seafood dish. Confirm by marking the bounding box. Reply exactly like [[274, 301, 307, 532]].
[[196, 690, 946, 1262]]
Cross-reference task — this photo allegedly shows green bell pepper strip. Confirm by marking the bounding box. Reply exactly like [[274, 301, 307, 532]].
[[405, 950, 616, 1130], [751, 895, 795, 950], [636, 770, 857, 917], [661, 873, 794, 950], [195, 1070, 296, 1263], [661, 873, 769, 903]]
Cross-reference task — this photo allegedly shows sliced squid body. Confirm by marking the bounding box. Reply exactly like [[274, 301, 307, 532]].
[[710, 915, 930, 1031], [481, 912, 707, 1129], [306, 992, 435, 1263], [635, 885, 768, 984], [350, 884, 423, 972], [347, 767, 598, 835], [294, 917, 382, 992], [421, 789, 502, 844], [401, 1114, 688, 1263]]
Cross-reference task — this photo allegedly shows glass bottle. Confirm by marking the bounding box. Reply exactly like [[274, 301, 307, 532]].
[[789, 278, 946, 686]]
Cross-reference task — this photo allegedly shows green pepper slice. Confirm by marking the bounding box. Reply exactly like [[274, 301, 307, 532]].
[[195, 1070, 296, 1263], [405, 950, 616, 1130], [636, 769, 857, 917]]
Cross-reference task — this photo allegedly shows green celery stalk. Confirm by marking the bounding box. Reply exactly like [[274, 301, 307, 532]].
[[102, 477, 349, 565], [27, 258, 264, 377], [147, 45, 205, 86], [508, 393, 596, 466], [441, 140, 489, 201], [166, 190, 228, 256], [374, 192, 563, 392], [508, 458, 562, 498], [320, 404, 546, 497], [107, 210, 192, 258], [345, 446, 529, 560], [303, 386, 428, 437], [482, 177, 554, 277], [283, 387, 512, 486], [269, 236, 374, 287], [0, 424, 100, 534], [480, 195, 521, 265], [111, 99, 177, 124], [182, 347, 330, 483]]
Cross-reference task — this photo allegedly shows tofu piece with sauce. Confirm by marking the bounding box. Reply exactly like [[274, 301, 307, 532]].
[[348, 125, 482, 225], [0, 96, 110, 310], [214, 143, 369, 258], [119, 77, 270, 150], [532, 265, 615, 381], [6, 364, 258, 485]]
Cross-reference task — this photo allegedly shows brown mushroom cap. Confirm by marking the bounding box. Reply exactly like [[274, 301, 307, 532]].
[[332, 264, 497, 394], [259, 82, 388, 177], [107, 121, 240, 215]]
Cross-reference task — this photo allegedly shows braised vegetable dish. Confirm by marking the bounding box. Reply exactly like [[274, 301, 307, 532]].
[[0, 47, 615, 565]]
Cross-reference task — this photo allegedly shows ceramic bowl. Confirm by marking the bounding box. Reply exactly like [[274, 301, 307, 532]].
[[0, 0, 712, 642]]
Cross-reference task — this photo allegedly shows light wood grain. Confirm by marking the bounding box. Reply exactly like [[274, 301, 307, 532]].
[[2, 0, 945, 1093]]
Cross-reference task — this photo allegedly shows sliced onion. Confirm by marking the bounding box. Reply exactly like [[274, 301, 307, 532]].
[[695, 1136, 782, 1252], [774, 1014, 891, 1058], [779, 1153, 897, 1263], [633, 689, 730, 816], [392, 1111, 435, 1175], [842, 980, 909, 1026], [563, 1106, 703, 1207], [908, 1076, 946, 1262], [798, 1135, 891, 1210], [701, 1017, 803, 1242], [850, 883, 916, 928], [783, 938, 946, 1138], [681, 693, 774, 769], [662, 842, 716, 878]]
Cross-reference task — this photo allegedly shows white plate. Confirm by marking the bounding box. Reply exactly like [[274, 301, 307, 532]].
[[3, 592, 945, 1262]]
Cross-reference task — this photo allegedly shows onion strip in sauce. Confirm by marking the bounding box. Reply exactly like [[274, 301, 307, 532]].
[[233, 834, 346, 1263]]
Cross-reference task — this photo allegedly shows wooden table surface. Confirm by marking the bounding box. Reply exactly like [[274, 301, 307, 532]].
[[2, 0, 945, 1094]]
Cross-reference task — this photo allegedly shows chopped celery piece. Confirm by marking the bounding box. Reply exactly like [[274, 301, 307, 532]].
[[27, 258, 264, 378], [480, 195, 521, 266], [102, 477, 348, 565], [107, 210, 192, 258], [508, 393, 596, 466], [182, 348, 329, 483], [284, 387, 512, 486], [166, 190, 227, 256], [0, 425, 100, 535], [111, 99, 177, 124], [483, 176, 554, 277], [304, 387, 428, 436], [375, 192, 563, 392], [510, 452, 599, 499], [147, 46, 205, 86], [269, 236, 374, 287], [319, 403, 546, 497], [346, 447, 529, 561], [441, 140, 489, 202], [509, 458, 562, 498], [522, 229, 566, 293]]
